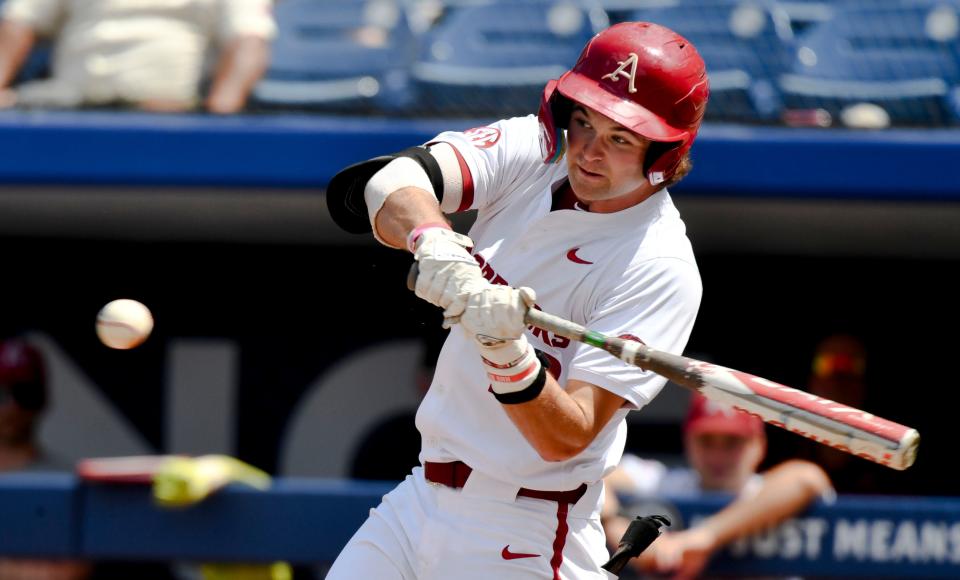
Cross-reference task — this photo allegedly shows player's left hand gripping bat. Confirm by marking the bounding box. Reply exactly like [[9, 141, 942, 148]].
[[407, 264, 920, 470]]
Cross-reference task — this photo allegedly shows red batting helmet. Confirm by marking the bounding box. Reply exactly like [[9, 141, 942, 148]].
[[0, 339, 47, 411], [683, 394, 764, 438], [538, 22, 709, 185]]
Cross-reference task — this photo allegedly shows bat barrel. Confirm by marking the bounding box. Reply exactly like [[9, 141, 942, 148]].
[[525, 307, 921, 470], [693, 364, 920, 470]]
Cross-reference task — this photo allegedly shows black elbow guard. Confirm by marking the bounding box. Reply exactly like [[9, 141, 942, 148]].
[[326, 145, 445, 234]]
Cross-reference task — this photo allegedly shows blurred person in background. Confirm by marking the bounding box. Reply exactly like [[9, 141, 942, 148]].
[[602, 393, 833, 579], [771, 333, 881, 494], [0, 336, 93, 580], [0, 337, 69, 473], [0, 0, 275, 113], [0, 335, 279, 579]]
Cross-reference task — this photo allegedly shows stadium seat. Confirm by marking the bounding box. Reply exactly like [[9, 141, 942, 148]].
[[627, 0, 795, 123], [410, 0, 606, 117], [779, 1, 960, 127], [774, 0, 835, 36], [252, 0, 416, 113]]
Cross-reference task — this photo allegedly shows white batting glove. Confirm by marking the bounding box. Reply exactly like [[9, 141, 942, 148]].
[[461, 286, 542, 394], [410, 225, 488, 327]]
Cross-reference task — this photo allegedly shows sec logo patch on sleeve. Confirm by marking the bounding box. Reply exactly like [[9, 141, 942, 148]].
[[464, 126, 501, 148]]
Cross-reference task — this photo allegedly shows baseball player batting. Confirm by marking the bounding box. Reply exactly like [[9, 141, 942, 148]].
[[326, 21, 708, 579]]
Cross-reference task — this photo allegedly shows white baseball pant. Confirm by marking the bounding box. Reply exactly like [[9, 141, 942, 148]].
[[326, 467, 615, 579]]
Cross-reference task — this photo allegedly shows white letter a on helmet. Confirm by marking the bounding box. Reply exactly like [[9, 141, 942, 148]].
[[601, 53, 639, 93]]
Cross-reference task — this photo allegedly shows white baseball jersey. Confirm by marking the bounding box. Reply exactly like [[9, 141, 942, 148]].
[[617, 453, 764, 500], [417, 115, 702, 499], [329, 115, 702, 580]]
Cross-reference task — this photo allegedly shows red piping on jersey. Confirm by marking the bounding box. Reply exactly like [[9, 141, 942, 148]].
[[551, 501, 570, 580], [451, 145, 475, 211]]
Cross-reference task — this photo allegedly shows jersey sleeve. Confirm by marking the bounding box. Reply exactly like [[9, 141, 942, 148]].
[[218, 0, 277, 40], [617, 453, 668, 497], [566, 257, 703, 409], [1, 0, 66, 35], [428, 115, 546, 214]]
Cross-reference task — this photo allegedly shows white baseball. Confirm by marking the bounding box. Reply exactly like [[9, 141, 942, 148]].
[[96, 299, 154, 350]]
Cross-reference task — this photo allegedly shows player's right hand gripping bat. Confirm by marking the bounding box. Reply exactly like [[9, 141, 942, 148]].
[[407, 264, 920, 470]]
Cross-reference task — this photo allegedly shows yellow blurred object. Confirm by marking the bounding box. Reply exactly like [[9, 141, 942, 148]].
[[199, 562, 293, 580], [152, 454, 271, 508], [150, 455, 292, 578]]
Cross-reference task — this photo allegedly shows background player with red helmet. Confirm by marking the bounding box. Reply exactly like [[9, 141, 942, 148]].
[[0, 337, 95, 580], [326, 22, 709, 579], [0, 338, 50, 471], [602, 394, 833, 579]]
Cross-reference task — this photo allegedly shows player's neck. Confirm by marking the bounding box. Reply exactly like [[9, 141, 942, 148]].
[[587, 188, 656, 213], [551, 180, 582, 211], [556, 179, 658, 214]]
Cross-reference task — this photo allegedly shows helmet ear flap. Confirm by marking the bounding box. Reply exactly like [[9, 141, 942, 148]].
[[644, 141, 683, 185], [551, 92, 573, 132], [538, 80, 569, 164]]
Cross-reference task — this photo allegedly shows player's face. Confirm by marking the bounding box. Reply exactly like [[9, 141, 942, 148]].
[[566, 105, 653, 212], [0, 388, 36, 445], [685, 432, 765, 492]]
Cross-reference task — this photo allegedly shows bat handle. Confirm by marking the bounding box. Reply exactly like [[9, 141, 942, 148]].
[[406, 262, 419, 292], [407, 261, 583, 334], [601, 514, 671, 576]]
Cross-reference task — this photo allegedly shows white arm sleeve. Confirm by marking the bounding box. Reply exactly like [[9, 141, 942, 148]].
[[363, 157, 435, 247], [362, 116, 544, 243]]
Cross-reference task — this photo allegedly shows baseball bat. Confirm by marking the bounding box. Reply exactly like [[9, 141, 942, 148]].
[[407, 264, 920, 470]]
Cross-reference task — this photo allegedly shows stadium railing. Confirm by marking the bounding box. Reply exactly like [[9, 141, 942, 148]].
[[0, 110, 957, 200], [2, 471, 959, 578]]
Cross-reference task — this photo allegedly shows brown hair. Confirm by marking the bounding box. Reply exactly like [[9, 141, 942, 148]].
[[662, 151, 693, 189]]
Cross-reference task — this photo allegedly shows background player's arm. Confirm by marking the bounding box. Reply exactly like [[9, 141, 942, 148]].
[[687, 459, 832, 546], [206, 35, 270, 114], [634, 459, 832, 577], [0, 19, 35, 89], [502, 377, 626, 461]]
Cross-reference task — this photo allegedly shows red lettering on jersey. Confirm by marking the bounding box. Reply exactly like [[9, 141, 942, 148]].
[[469, 254, 573, 350], [464, 126, 501, 149], [531, 326, 549, 343]]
